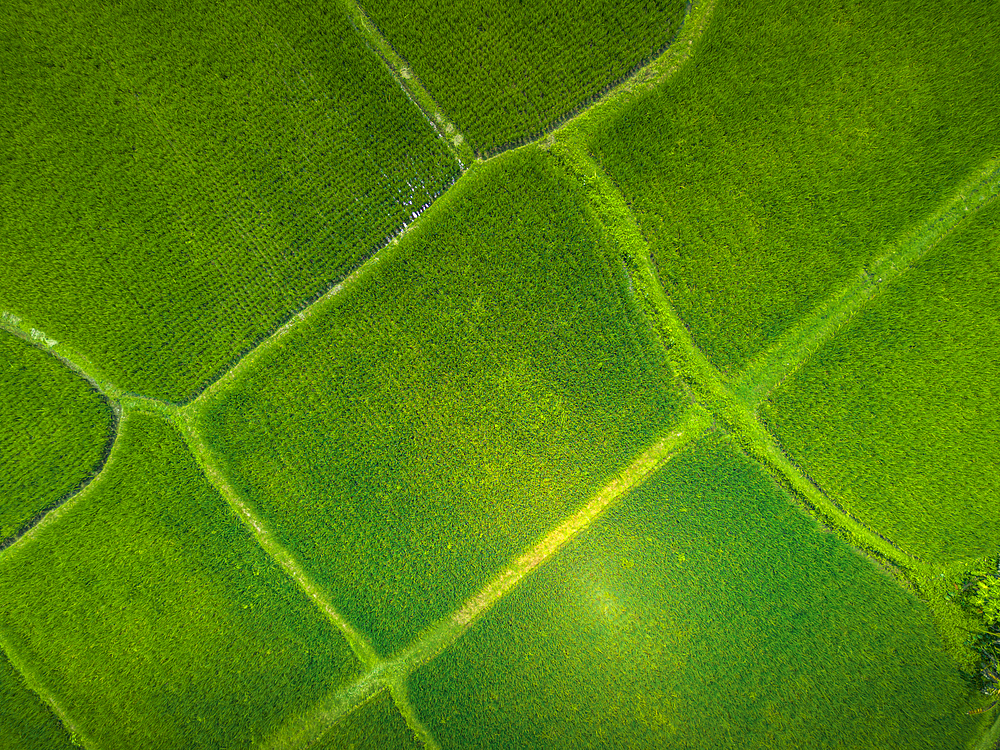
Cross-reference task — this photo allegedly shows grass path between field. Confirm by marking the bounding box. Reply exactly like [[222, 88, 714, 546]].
[[732, 156, 1000, 409], [336, 0, 474, 169], [257, 406, 711, 749], [547, 135, 938, 581]]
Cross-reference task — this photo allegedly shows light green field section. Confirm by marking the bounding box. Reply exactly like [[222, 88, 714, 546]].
[[195, 147, 685, 654], [0, 332, 113, 541], [0, 0, 458, 401], [0, 648, 75, 750], [761, 199, 1000, 563], [313, 690, 421, 750], [0, 411, 360, 750], [587, 0, 1000, 374], [409, 435, 984, 749], [359, 0, 689, 155]]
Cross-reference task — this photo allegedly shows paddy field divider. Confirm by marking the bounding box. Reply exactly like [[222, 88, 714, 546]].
[[257, 406, 711, 749], [546, 134, 940, 583], [336, 0, 474, 169]]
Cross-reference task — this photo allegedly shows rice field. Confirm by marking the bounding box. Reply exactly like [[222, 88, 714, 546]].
[[2, 0, 999, 747]]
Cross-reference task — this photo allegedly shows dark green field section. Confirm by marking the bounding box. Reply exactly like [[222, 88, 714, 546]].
[[588, 0, 1000, 374], [0, 648, 74, 750], [0, 0, 458, 402], [314, 691, 420, 749], [360, 0, 688, 155], [197, 148, 685, 654], [0, 332, 113, 541], [761, 200, 1000, 564], [409, 436, 982, 749], [0, 412, 360, 750]]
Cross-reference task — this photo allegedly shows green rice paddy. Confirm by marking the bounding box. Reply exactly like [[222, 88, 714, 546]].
[[0, 0, 458, 400], [588, 0, 1000, 374], [411, 436, 982, 749], [2, 0, 999, 747], [0, 332, 113, 541], [0, 650, 74, 750], [762, 199, 1000, 564], [0, 412, 359, 749], [194, 148, 685, 654]]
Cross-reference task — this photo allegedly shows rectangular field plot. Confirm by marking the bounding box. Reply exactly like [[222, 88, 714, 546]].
[[0, 648, 74, 750], [196, 147, 685, 654], [761, 200, 1000, 563], [0, 332, 113, 542], [360, 0, 688, 155], [588, 0, 1000, 374], [409, 435, 983, 749], [0, 412, 360, 750], [0, 0, 458, 401]]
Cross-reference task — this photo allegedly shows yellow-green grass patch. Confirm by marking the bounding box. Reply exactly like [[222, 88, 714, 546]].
[[409, 434, 983, 748]]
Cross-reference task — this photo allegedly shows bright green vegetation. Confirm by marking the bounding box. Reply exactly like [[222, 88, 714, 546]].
[[195, 147, 685, 654], [0, 649, 75, 750], [0, 411, 360, 749], [761, 199, 1000, 564], [0, 332, 113, 541], [410, 436, 983, 749], [359, 0, 689, 155], [0, 0, 458, 401], [314, 691, 420, 750], [588, 0, 1000, 374]]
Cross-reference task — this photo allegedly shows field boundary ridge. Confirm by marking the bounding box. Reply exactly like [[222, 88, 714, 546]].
[[548, 139, 932, 584], [169, 410, 380, 669], [732, 155, 1000, 407], [0, 315, 121, 556], [257, 407, 710, 749], [337, 0, 474, 168]]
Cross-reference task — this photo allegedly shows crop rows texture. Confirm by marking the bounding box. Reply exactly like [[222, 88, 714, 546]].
[[0, 412, 360, 749], [761, 199, 1000, 564], [587, 0, 1000, 375], [0, 0, 458, 402], [194, 148, 685, 655], [0, 332, 113, 542], [410, 436, 977, 749], [0, 649, 75, 750], [358, 0, 689, 156]]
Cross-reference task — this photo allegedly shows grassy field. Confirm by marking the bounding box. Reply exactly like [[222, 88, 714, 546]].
[[3, 0, 1000, 747], [0, 332, 113, 542], [359, 0, 688, 155], [410, 435, 985, 749], [0, 411, 360, 749], [0, 0, 458, 401], [587, 0, 1000, 374], [761, 199, 1000, 564], [194, 147, 685, 654], [0, 650, 74, 750]]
